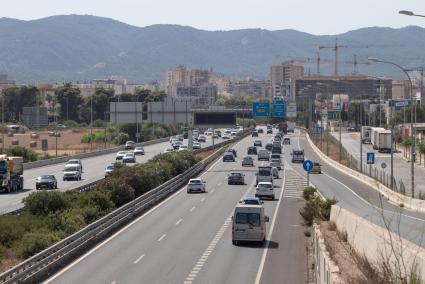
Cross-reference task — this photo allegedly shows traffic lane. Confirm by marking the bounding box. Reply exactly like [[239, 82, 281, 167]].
[[292, 132, 425, 247], [189, 165, 284, 284], [47, 135, 254, 284], [0, 136, 216, 214]]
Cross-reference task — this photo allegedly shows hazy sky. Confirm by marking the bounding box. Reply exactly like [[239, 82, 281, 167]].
[[2, 0, 425, 34]]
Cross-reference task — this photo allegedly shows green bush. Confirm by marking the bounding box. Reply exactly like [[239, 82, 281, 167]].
[[58, 210, 87, 235], [97, 178, 135, 207], [63, 120, 79, 127], [16, 231, 60, 258], [113, 132, 130, 145], [3, 146, 38, 162], [23, 191, 70, 216], [0, 215, 38, 247], [299, 194, 338, 226], [81, 132, 106, 143], [303, 187, 317, 201], [75, 191, 115, 214], [92, 119, 107, 128]]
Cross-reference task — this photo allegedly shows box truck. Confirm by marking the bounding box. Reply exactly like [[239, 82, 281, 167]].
[[287, 122, 295, 133], [378, 130, 392, 153], [361, 126, 372, 144], [371, 127, 385, 150]]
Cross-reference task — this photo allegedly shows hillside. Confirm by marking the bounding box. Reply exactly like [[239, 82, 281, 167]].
[[0, 15, 424, 83]]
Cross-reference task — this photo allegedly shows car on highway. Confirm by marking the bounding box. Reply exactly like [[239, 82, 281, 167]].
[[283, 137, 291, 145], [227, 172, 245, 185], [270, 160, 281, 170], [187, 178, 206, 193], [123, 152, 136, 163], [178, 145, 189, 151], [257, 128, 264, 134], [198, 135, 207, 142], [163, 147, 175, 153], [291, 149, 305, 163], [270, 153, 281, 162], [257, 149, 270, 161], [215, 130, 222, 137], [192, 142, 201, 150], [66, 159, 83, 172], [232, 204, 268, 245], [104, 164, 115, 177], [205, 131, 212, 136], [265, 143, 273, 151], [170, 138, 180, 145], [231, 131, 237, 137], [310, 163, 322, 174], [267, 128, 273, 134], [222, 133, 231, 140], [36, 175, 58, 190], [254, 140, 262, 147], [125, 141, 135, 150], [228, 148, 237, 157], [63, 164, 82, 181], [247, 146, 257, 155], [176, 134, 184, 141], [172, 141, 183, 150], [239, 197, 263, 205], [223, 151, 236, 162], [116, 151, 128, 160], [242, 156, 254, 167], [271, 167, 279, 179], [271, 144, 282, 154], [251, 131, 259, 137], [255, 181, 275, 200], [134, 147, 145, 155]]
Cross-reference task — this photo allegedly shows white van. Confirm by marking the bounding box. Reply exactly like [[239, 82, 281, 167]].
[[257, 149, 269, 161], [232, 204, 269, 245], [256, 166, 273, 185]]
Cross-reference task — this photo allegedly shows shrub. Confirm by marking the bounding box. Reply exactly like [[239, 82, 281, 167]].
[[4, 146, 38, 162], [113, 132, 129, 145], [299, 195, 337, 226], [303, 186, 317, 201], [16, 231, 60, 258], [63, 120, 79, 127], [75, 191, 115, 214], [97, 178, 135, 207], [0, 215, 37, 247], [58, 209, 87, 235], [23, 191, 70, 216]]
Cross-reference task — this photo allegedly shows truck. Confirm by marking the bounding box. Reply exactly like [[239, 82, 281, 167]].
[[0, 155, 24, 193], [371, 127, 386, 150], [278, 123, 288, 134], [287, 122, 296, 133], [378, 130, 392, 153], [256, 166, 273, 185], [361, 126, 372, 144]]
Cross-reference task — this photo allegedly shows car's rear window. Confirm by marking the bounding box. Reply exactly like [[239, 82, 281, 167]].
[[235, 213, 260, 226], [190, 180, 202, 184]]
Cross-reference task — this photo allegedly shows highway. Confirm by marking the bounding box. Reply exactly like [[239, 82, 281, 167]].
[[0, 135, 218, 214], [330, 131, 425, 196], [45, 129, 309, 284]]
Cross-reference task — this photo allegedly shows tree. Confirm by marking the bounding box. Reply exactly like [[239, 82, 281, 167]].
[[1, 86, 39, 122], [80, 88, 114, 123], [55, 84, 82, 121]]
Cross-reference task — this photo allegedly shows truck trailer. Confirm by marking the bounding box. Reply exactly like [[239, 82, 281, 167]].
[[371, 127, 386, 150], [361, 126, 372, 144], [0, 155, 24, 193], [287, 122, 295, 133], [378, 130, 392, 153]]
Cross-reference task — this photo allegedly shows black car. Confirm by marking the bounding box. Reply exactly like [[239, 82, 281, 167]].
[[228, 148, 237, 157], [272, 146, 282, 154], [36, 175, 58, 190], [223, 152, 236, 162], [252, 131, 259, 137], [283, 137, 291, 145], [247, 146, 258, 155], [265, 143, 273, 151], [227, 172, 245, 185], [267, 129, 273, 134], [257, 129, 264, 134]]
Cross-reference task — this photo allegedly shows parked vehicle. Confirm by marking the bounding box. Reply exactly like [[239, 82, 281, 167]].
[[257, 149, 270, 161], [256, 166, 273, 185], [255, 181, 275, 200], [125, 141, 135, 150], [36, 175, 57, 190], [0, 155, 24, 193], [63, 164, 82, 181], [134, 147, 145, 155], [291, 149, 305, 163], [187, 178, 206, 193], [242, 156, 254, 167], [227, 172, 245, 185], [361, 126, 372, 144], [232, 204, 269, 245]]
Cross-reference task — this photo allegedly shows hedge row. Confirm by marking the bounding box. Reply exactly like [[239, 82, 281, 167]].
[[0, 150, 200, 269]]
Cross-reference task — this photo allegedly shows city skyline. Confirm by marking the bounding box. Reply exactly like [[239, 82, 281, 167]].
[[1, 0, 425, 35]]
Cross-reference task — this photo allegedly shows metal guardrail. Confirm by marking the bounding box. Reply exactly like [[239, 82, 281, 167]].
[[0, 129, 251, 283]]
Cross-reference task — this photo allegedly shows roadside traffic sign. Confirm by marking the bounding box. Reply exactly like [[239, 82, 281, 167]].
[[252, 102, 270, 117], [367, 152, 375, 164], [41, 139, 48, 151], [303, 160, 314, 172], [381, 162, 387, 169]]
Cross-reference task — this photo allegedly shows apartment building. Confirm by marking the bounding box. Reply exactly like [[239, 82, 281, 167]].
[[270, 62, 304, 97]]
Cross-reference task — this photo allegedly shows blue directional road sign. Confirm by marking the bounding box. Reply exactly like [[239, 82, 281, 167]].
[[303, 160, 314, 172], [367, 152, 375, 164], [272, 100, 286, 118], [252, 102, 270, 117]]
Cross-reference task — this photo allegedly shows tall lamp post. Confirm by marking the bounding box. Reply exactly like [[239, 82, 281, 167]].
[[368, 57, 415, 195], [399, 10, 425, 18]]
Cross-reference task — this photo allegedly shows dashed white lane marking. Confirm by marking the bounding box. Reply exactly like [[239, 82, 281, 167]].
[[200, 197, 206, 202], [217, 182, 222, 186], [189, 206, 196, 212], [211, 189, 215, 193], [133, 254, 145, 264], [184, 216, 232, 284], [157, 234, 166, 242], [176, 218, 183, 225], [111, 281, 117, 284]]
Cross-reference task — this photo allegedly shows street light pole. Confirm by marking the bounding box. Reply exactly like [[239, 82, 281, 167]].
[[399, 10, 425, 18], [368, 57, 415, 196], [90, 95, 93, 152], [1, 95, 4, 153]]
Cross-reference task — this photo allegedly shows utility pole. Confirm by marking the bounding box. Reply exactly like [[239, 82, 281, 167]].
[[90, 95, 93, 152], [339, 96, 342, 163], [360, 100, 363, 173], [1, 95, 4, 153]]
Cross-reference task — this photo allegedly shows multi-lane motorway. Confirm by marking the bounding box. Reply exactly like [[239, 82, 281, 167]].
[[0, 136, 217, 214], [16, 126, 425, 283]]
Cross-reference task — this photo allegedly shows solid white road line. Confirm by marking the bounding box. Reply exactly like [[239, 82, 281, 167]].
[[157, 234, 167, 242], [200, 197, 206, 202], [133, 254, 145, 264], [254, 168, 286, 284], [176, 218, 183, 225], [189, 206, 196, 212]]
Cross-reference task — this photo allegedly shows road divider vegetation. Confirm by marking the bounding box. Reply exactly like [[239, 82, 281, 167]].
[[0, 150, 200, 272], [299, 186, 337, 226]]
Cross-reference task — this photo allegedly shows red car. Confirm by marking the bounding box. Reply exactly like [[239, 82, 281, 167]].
[[125, 141, 135, 150], [198, 135, 206, 142]]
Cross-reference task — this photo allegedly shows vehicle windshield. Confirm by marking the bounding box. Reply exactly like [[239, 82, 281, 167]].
[[230, 173, 241, 177], [258, 170, 271, 175], [293, 150, 304, 155], [40, 175, 53, 179], [258, 183, 272, 189], [190, 180, 202, 184], [65, 166, 79, 172], [68, 160, 79, 164], [243, 200, 260, 205], [235, 213, 261, 226]]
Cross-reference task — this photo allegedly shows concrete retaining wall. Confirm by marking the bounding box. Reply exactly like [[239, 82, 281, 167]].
[[313, 224, 344, 284], [330, 205, 425, 281], [302, 128, 425, 212]]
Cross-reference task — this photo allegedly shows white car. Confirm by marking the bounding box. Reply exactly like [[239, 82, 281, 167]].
[[192, 143, 201, 150], [116, 151, 128, 160], [255, 182, 275, 200], [271, 167, 279, 179], [222, 134, 231, 140], [163, 147, 174, 153], [231, 131, 237, 136], [66, 159, 83, 172], [187, 178, 206, 193], [134, 147, 145, 155], [205, 131, 213, 136], [123, 152, 136, 163], [178, 145, 189, 151]]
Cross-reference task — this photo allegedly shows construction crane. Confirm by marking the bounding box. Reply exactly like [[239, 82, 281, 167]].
[[343, 54, 371, 74], [319, 39, 383, 78], [276, 55, 332, 75]]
